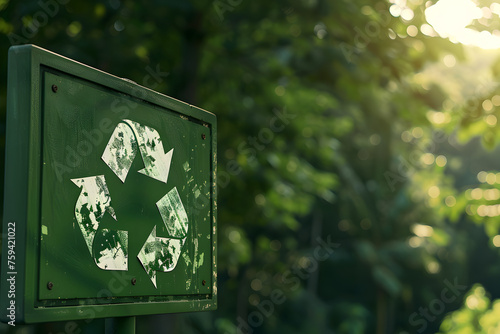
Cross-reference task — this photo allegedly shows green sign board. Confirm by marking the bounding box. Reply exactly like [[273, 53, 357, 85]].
[[0, 45, 217, 324]]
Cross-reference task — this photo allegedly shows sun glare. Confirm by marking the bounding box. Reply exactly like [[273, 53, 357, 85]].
[[425, 0, 500, 49]]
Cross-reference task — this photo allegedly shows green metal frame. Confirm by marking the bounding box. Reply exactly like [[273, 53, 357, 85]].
[[0, 45, 217, 324]]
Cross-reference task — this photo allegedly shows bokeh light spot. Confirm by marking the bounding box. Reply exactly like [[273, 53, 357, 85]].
[[493, 235, 500, 247], [428, 185, 440, 198], [445, 195, 456, 207], [436, 155, 447, 167]]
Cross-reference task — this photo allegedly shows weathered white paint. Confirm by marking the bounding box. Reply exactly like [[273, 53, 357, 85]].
[[101, 123, 137, 182], [137, 225, 186, 288], [71, 175, 117, 255], [194, 252, 205, 271], [94, 229, 128, 270], [192, 238, 199, 275], [182, 252, 192, 267], [101, 120, 173, 183], [73, 120, 194, 282], [156, 187, 189, 239], [124, 120, 173, 183]]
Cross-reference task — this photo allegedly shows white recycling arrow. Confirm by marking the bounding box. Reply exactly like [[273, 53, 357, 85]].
[[156, 187, 189, 238], [137, 226, 185, 288], [71, 175, 116, 254], [101, 119, 173, 183], [72, 120, 188, 279], [71, 175, 128, 271], [93, 228, 128, 271], [137, 186, 189, 287]]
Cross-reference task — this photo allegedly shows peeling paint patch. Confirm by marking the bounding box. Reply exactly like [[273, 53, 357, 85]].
[[193, 185, 201, 199], [182, 252, 192, 267], [41, 225, 48, 235], [195, 252, 205, 269], [192, 238, 199, 275]]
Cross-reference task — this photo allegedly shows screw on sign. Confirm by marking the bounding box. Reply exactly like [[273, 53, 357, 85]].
[[71, 119, 189, 287]]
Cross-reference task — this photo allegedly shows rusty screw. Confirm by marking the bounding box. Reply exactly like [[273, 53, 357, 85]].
[[47, 282, 53, 290], [51, 84, 58, 93], [201, 133, 206, 140], [131, 278, 137, 285], [202, 280, 206, 286]]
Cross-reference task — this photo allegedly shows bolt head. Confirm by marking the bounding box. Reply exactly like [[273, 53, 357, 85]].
[[47, 282, 53, 290], [201, 134, 206, 140], [202, 280, 206, 286], [51, 84, 58, 93], [131, 278, 137, 285]]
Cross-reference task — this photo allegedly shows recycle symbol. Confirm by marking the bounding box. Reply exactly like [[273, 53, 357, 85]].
[[71, 119, 189, 288]]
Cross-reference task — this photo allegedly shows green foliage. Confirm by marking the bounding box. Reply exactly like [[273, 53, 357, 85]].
[[438, 285, 500, 334]]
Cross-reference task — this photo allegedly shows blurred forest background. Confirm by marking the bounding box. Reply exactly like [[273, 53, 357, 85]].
[[2, 0, 500, 333]]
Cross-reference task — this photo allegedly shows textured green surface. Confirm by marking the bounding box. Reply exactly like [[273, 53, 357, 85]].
[[0, 45, 217, 324]]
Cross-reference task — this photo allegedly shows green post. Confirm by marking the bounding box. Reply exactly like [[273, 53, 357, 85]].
[[105, 316, 136, 334]]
